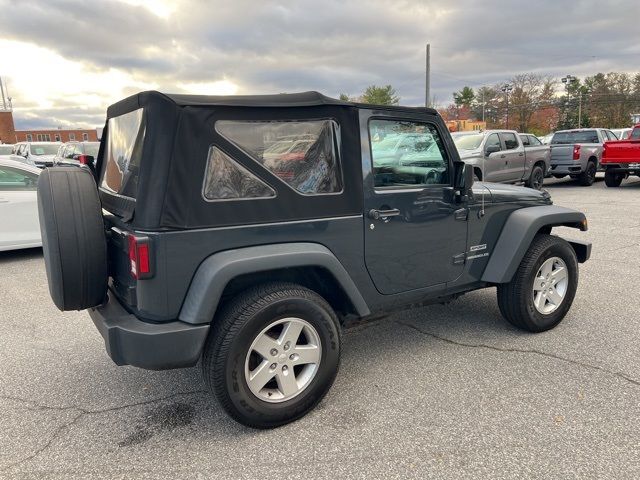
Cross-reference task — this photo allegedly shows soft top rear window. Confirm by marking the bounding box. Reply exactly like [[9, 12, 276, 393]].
[[100, 108, 145, 199]]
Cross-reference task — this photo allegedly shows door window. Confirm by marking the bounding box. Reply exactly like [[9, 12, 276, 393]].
[[520, 135, 530, 146], [368, 119, 449, 188], [0, 167, 38, 190], [485, 133, 501, 152], [501, 132, 519, 150], [529, 136, 542, 146]]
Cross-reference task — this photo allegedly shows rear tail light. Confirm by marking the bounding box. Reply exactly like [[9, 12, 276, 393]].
[[572, 144, 581, 160], [77, 154, 89, 165], [127, 234, 152, 279]]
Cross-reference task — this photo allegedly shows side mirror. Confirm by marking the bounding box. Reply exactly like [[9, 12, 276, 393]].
[[485, 144, 500, 156], [453, 161, 474, 198]]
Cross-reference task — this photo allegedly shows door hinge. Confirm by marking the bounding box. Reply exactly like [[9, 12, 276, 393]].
[[454, 208, 468, 221], [452, 253, 466, 265]]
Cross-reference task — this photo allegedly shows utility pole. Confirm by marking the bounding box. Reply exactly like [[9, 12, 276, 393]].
[[425, 43, 431, 108], [481, 89, 485, 123], [578, 93, 582, 128], [501, 84, 513, 129]]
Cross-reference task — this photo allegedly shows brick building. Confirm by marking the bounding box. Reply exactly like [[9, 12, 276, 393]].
[[14, 128, 99, 143], [0, 111, 16, 144]]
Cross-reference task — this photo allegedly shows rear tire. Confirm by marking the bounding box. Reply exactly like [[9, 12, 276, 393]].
[[578, 161, 597, 186], [202, 282, 341, 428], [37, 167, 108, 311], [525, 164, 545, 190], [497, 234, 578, 333], [604, 170, 624, 187]]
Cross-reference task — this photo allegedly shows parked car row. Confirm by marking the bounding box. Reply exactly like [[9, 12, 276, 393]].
[[452, 125, 638, 189], [452, 130, 550, 190], [0, 141, 99, 170]]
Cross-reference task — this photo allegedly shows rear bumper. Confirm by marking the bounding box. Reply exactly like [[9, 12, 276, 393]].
[[603, 164, 640, 175], [550, 162, 583, 175], [89, 292, 209, 370]]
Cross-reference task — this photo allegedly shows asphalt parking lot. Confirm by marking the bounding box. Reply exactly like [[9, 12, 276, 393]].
[[1, 175, 639, 479]]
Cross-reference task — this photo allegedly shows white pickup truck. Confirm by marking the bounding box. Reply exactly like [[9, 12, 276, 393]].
[[452, 130, 551, 190]]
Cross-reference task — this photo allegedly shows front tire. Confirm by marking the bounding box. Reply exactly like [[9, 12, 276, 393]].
[[202, 282, 341, 428], [604, 170, 624, 187], [497, 234, 578, 333], [578, 161, 597, 186]]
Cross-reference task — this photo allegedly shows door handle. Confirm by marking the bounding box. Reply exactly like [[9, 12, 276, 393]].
[[0, 198, 8, 203], [500, 154, 506, 158], [518, 153, 524, 157], [369, 208, 400, 220]]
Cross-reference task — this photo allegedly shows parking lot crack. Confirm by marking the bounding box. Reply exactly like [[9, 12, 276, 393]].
[[397, 321, 640, 388], [0, 389, 206, 473]]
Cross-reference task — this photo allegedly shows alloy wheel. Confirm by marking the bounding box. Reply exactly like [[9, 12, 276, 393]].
[[532, 256, 569, 314], [244, 317, 322, 403]]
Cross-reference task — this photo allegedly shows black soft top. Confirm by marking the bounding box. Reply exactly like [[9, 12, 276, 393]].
[[107, 90, 437, 118], [99, 90, 439, 230]]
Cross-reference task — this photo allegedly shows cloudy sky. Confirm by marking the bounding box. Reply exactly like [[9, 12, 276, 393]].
[[0, 0, 638, 129]]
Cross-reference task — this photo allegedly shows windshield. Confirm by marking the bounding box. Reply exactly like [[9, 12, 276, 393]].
[[0, 145, 12, 155], [551, 130, 599, 144], [30, 144, 60, 155], [453, 134, 484, 150]]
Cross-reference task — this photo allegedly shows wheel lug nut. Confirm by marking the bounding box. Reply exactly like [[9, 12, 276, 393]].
[[282, 365, 288, 372], [270, 363, 277, 369], [289, 354, 296, 360], [283, 342, 290, 351], [270, 348, 278, 356]]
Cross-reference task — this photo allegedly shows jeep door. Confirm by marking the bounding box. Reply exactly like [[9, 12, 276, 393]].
[[361, 110, 468, 295]]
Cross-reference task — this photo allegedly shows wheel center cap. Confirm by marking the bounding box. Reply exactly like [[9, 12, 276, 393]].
[[278, 353, 287, 363]]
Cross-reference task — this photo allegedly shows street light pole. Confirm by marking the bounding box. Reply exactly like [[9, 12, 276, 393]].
[[562, 75, 578, 128], [501, 84, 513, 129]]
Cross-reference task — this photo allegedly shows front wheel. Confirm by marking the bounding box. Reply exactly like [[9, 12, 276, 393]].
[[497, 234, 578, 332], [202, 282, 341, 428]]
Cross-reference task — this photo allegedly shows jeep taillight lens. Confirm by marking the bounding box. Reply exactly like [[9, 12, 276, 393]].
[[128, 234, 151, 279], [572, 144, 581, 160], [77, 154, 89, 165]]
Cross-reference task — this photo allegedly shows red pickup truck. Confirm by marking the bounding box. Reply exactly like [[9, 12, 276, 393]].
[[602, 124, 640, 187]]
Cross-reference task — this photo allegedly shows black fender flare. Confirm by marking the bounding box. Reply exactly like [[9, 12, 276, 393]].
[[481, 205, 589, 284], [178, 243, 370, 324]]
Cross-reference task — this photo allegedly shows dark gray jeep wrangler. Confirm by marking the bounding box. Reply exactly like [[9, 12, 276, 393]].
[[37, 91, 591, 428]]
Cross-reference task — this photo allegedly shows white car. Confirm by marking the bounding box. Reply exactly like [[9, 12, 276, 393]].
[[0, 144, 14, 156], [10, 142, 61, 168], [611, 128, 632, 140], [0, 158, 42, 251]]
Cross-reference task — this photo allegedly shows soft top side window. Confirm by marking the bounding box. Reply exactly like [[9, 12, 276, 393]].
[[202, 147, 275, 201], [216, 120, 342, 196]]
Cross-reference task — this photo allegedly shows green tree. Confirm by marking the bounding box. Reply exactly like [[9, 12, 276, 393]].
[[339, 93, 352, 101], [360, 85, 400, 105], [453, 86, 475, 107]]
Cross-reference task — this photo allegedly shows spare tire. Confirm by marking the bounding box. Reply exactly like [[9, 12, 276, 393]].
[[37, 167, 108, 311]]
